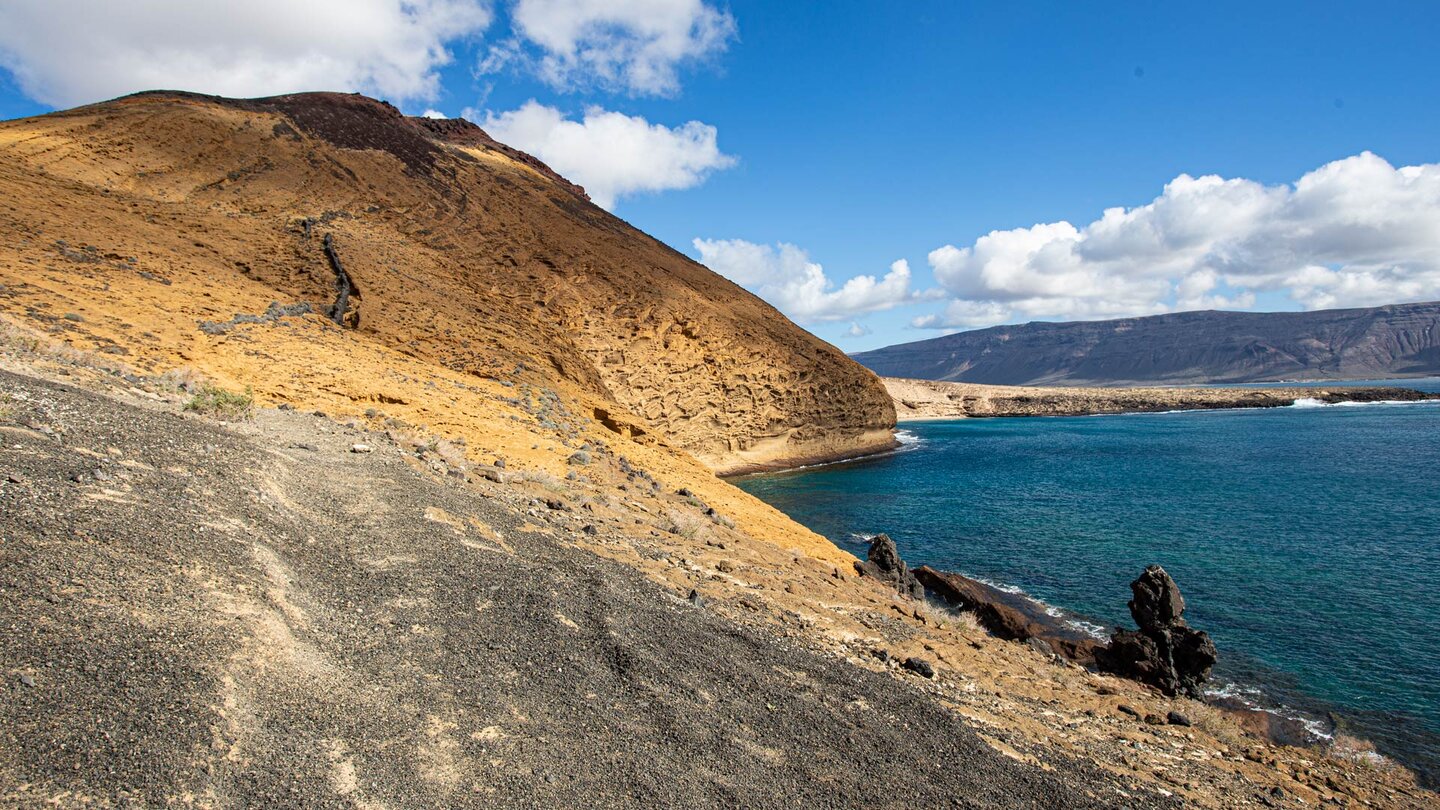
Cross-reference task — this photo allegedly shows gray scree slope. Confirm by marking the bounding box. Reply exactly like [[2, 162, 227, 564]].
[[0, 370, 1164, 808]]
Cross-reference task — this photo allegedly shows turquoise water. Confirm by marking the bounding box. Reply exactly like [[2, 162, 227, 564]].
[[736, 380, 1440, 782]]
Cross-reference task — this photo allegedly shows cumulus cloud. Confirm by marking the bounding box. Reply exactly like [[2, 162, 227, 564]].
[[478, 100, 735, 208], [692, 238, 925, 323], [917, 152, 1440, 329], [0, 0, 492, 108], [843, 322, 873, 338], [487, 0, 735, 96]]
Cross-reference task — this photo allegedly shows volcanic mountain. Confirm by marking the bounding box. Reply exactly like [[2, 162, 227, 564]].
[[853, 302, 1440, 386], [0, 90, 895, 477]]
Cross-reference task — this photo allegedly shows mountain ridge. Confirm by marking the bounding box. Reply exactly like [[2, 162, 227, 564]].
[[853, 302, 1440, 386]]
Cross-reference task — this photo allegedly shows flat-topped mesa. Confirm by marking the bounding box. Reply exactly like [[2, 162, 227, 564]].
[[0, 90, 895, 475], [854, 302, 1440, 386]]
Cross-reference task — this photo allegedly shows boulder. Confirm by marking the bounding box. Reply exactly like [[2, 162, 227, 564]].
[[852, 534, 923, 599], [912, 565, 1102, 667], [1128, 564, 1186, 629], [912, 566, 1041, 640], [1096, 565, 1217, 697]]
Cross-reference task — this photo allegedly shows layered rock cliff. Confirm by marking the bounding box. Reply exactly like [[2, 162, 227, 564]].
[[854, 304, 1440, 386], [0, 91, 895, 476]]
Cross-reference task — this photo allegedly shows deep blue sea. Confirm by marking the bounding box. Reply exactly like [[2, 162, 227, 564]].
[[736, 379, 1440, 782]]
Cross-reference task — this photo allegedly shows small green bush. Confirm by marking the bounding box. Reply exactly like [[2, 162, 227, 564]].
[[184, 384, 255, 420]]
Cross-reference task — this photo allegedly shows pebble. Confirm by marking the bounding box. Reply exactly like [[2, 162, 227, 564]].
[[902, 657, 936, 678], [1167, 711, 1193, 727], [350, 444, 372, 454], [5, 473, 23, 484], [1117, 704, 1142, 719], [18, 674, 35, 688]]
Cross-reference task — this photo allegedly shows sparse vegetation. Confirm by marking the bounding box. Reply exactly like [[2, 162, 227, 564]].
[[154, 366, 209, 394], [519, 469, 571, 494], [0, 316, 131, 375], [911, 599, 981, 634], [0, 393, 13, 422], [184, 383, 255, 420]]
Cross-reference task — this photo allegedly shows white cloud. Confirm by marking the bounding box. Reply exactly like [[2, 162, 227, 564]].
[[843, 322, 873, 338], [478, 100, 735, 209], [0, 0, 491, 108], [421, 109, 449, 119], [490, 0, 735, 96], [910, 300, 1013, 330], [918, 152, 1440, 329], [692, 238, 924, 323]]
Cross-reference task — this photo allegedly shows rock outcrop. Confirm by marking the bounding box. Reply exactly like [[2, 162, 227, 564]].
[[1097, 565, 1218, 697], [853, 534, 923, 598], [913, 566, 1102, 664], [854, 303, 1440, 386]]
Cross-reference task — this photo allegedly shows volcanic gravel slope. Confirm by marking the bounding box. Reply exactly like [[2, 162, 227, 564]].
[[0, 369, 1162, 808]]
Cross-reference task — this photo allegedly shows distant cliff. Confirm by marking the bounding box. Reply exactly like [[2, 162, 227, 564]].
[[853, 303, 1440, 385]]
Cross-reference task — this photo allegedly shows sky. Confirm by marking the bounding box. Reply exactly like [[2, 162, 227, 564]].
[[2, 1, 1439, 352]]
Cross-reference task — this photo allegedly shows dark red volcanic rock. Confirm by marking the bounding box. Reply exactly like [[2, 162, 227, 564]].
[[913, 565, 1102, 665], [409, 114, 589, 201]]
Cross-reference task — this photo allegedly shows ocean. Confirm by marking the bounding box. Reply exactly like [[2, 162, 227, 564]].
[[735, 379, 1440, 783]]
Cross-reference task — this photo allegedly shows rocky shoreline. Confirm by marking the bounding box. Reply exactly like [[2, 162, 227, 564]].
[[4, 344, 1437, 806], [884, 376, 1440, 421], [853, 536, 1380, 762]]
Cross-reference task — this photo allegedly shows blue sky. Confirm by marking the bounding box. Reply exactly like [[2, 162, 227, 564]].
[[3, 1, 1440, 351]]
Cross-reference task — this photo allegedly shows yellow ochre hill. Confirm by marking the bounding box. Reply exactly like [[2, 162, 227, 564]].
[[0, 89, 896, 558]]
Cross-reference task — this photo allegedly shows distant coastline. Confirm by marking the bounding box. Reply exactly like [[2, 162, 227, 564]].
[[883, 376, 1440, 421]]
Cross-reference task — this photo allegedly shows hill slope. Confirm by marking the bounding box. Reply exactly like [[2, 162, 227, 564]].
[[0, 90, 894, 476], [853, 303, 1440, 386], [0, 367, 1136, 808]]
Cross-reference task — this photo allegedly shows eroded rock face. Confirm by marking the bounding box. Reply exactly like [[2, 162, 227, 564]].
[[1097, 565, 1217, 697], [853, 534, 923, 599]]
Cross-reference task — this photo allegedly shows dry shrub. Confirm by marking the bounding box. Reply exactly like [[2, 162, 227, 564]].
[[184, 384, 255, 420], [154, 366, 209, 394], [0, 317, 131, 375]]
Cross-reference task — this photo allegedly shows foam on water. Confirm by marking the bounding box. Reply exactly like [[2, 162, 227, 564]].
[[1290, 397, 1440, 408]]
